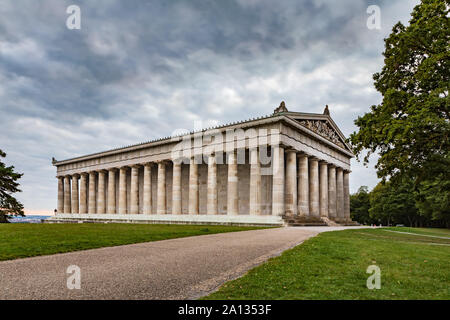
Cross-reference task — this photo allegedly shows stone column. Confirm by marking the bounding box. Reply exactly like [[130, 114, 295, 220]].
[[207, 154, 218, 215], [227, 151, 238, 215], [172, 161, 182, 215], [249, 148, 261, 215], [272, 146, 285, 216], [107, 169, 116, 214], [97, 170, 106, 214], [157, 161, 166, 214], [297, 154, 309, 216], [189, 157, 199, 215], [130, 165, 139, 214], [319, 161, 329, 217], [57, 177, 64, 214], [344, 171, 351, 222], [285, 150, 297, 216], [336, 168, 344, 221], [88, 171, 96, 214], [71, 174, 79, 214], [143, 163, 152, 214], [64, 176, 71, 214], [119, 167, 128, 214], [79, 173, 88, 214], [328, 166, 337, 220], [309, 158, 320, 217]]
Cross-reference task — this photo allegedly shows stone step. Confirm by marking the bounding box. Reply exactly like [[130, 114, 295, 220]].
[[290, 222, 328, 226], [321, 217, 340, 226], [282, 215, 329, 226]]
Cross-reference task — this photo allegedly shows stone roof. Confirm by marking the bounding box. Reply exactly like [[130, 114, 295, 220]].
[[53, 102, 352, 165]]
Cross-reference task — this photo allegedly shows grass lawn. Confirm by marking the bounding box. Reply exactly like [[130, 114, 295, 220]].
[[0, 223, 267, 261], [387, 227, 450, 238], [204, 227, 450, 300]]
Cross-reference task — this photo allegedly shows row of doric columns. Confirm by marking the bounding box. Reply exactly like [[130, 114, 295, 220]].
[[283, 153, 351, 221], [56, 148, 350, 221]]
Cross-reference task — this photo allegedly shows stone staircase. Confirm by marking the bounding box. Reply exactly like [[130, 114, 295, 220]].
[[282, 215, 327, 226], [282, 215, 355, 227], [320, 217, 340, 226]]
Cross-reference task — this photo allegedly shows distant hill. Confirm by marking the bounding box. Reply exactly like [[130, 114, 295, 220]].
[[8, 216, 50, 223]]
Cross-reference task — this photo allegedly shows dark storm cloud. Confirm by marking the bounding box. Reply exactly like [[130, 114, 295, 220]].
[[0, 0, 419, 212]]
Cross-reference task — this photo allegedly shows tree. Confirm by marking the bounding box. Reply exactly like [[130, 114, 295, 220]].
[[350, 0, 449, 183], [368, 183, 391, 225], [416, 174, 450, 227], [350, 186, 372, 225], [0, 149, 24, 223], [368, 180, 418, 227]]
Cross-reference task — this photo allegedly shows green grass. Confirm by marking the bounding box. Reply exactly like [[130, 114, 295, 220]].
[[204, 228, 450, 300], [0, 223, 266, 261], [386, 227, 450, 238]]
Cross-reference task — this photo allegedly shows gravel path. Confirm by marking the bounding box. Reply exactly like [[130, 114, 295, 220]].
[[0, 226, 365, 300]]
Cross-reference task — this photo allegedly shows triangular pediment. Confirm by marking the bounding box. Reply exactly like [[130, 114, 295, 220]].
[[282, 112, 351, 152]]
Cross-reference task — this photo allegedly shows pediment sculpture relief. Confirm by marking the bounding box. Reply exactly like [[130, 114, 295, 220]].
[[298, 120, 345, 149]]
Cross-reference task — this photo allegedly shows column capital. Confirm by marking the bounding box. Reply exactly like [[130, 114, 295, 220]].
[[172, 158, 183, 165], [107, 167, 118, 172], [80, 172, 89, 177], [296, 152, 309, 158], [208, 153, 217, 164], [271, 143, 286, 149], [191, 154, 203, 164], [285, 148, 297, 154], [130, 164, 141, 169], [72, 173, 80, 178]]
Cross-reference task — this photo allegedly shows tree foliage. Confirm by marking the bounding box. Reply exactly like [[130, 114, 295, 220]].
[[369, 180, 418, 227], [351, 181, 449, 228], [349, 0, 449, 226], [350, 186, 371, 225], [350, 0, 449, 182], [0, 149, 24, 223], [415, 174, 450, 224]]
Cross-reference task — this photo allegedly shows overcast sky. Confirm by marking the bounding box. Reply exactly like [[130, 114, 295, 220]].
[[0, 0, 419, 214]]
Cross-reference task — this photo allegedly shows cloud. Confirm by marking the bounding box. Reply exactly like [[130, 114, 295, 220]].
[[0, 0, 419, 211]]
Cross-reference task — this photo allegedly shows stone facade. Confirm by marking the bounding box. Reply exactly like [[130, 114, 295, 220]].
[[51, 103, 353, 226]]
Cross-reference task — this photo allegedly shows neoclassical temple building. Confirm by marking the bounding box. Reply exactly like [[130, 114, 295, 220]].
[[50, 102, 354, 226]]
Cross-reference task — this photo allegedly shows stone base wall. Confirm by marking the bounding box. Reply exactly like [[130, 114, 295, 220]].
[[46, 213, 284, 227]]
